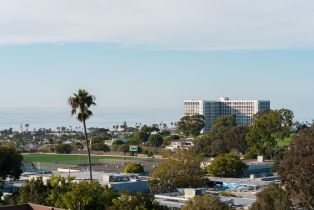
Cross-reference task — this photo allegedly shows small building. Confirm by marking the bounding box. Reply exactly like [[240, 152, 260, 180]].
[[155, 188, 206, 209], [166, 141, 194, 151], [102, 173, 149, 192]]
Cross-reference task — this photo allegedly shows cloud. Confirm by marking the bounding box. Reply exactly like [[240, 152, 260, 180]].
[[0, 0, 314, 50]]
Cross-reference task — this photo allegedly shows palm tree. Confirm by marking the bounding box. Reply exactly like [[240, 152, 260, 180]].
[[68, 89, 96, 181]]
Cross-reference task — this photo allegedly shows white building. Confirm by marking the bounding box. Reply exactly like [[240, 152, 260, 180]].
[[184, 97, 270, 132], [165, 140, 194, 151]]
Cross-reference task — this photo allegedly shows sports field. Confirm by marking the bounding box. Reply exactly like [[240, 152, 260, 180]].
[[23, 153, 137, 164], [23, 153, 161, 172]]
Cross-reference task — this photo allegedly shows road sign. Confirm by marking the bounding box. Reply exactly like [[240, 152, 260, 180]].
[[129, 145, 139, 152]]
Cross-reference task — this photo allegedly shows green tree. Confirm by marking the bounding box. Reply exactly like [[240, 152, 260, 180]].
[[223, 126, 249, 154], [62, 181, 118, 210], [150, 150, 205, 193], [247, 109, 293, 156], [182, 195, 233, 210], [124, 163, 144, 173], [194, 123, 248, 156], [110, 192, 168, 210], [91, 143, 110, 152], [0, 144, 23, 180], [279, 128, 314, 209], [55, 143, 72, 154], [46, 175, 75, 208], [135, 131, 150, 143], [148, 134, 163, 147], [178, 115, 205, 137], [211, 115, 236, 131], [68, 89, 96, 181], [277, 109, 294, 139], [90, 128, 112, 140], [90, 136, 110, 151], [207, 153, 248, 177], [194, 115, 236, 156], [207, 116, 237, 156], [0, 145, 23, 204], [18, 178, 49, 205], [250, 184, 291, 210]]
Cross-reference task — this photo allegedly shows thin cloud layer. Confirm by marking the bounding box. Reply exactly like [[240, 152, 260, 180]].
[[0, 0, 314, 50]]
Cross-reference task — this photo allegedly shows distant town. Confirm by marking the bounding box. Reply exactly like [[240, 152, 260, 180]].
[[1, 92, 312, 210]]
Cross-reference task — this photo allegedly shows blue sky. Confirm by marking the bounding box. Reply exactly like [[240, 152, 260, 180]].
[[0, 0, 314, 121]]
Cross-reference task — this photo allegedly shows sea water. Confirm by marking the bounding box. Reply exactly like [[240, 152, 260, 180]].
[[0, 107, 181, 131]]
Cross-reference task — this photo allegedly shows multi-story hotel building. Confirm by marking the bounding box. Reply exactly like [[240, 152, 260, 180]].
[[184, 97, 270, 132]]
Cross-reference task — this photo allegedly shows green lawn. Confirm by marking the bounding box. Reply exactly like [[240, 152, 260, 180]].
[[276, 136, 293, 147], [23, 153, 137, 164]]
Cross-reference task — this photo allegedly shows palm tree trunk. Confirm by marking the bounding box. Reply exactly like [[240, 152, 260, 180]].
[[83, 120, 92, 181]]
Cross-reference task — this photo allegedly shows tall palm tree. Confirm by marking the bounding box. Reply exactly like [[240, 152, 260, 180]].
[[68, 89, 96, 181]]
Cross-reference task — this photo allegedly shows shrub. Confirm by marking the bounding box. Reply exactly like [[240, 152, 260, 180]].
[[207, 153, 248, 177], [124, 163, 144, 173], [55, 144, 72, 154], [91, 143, 110, 152]]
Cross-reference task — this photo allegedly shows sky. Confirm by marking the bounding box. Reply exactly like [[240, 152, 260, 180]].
[[0, 0, 314, 121]]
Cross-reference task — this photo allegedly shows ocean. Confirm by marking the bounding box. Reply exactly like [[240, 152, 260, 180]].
[[0, 107, 182, 131]]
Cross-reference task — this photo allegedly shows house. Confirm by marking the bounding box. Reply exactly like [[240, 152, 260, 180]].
[[0, 203, 64, 210], [165, 140, 194, 151]]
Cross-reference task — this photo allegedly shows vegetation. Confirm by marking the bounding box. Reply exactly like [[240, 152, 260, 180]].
[[207, 153, 248, 178], [55, 143, 72, 154], [124, 163, 144, 173], [109, 192, 168, 210], [178, 114, 205, 137], [131, 125, 160, 144], [182, 195, 233, 210], [250, 184, 291, 210], [18, 177, 49, 205], [68, 89, 96, 181], [0, 144, 23, 180], [62, 181, 118, 210], [90, 136, 110, 152], [7, 176, 119, 210], [149, 150, 205, 193], [148, 134, 164, 147], [247, 109, 293, 156], [91, 143, 110, 152], [275, 136, 292, 147], [219, 191, 237, 197], [279, 128, 314, 209], [194, 115, 249, 156]]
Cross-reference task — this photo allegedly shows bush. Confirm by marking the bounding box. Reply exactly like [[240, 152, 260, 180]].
[[207, 153, 248, 177], [250, 184, 291, 210], [55, 144, 72, 154], [91, 143, 110, 152], [110, 192, 168, 210], [124, 163, 144, 173], [182, 195, 233, 210], [219, 191, 236, 197]]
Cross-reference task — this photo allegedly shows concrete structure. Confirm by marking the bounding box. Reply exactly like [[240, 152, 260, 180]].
[[165, 140, 194, 151], [102, 173, 149, 192], [155, 188, 256, 209], [17, 171, 149, 193], [184, 97, 270, 131]]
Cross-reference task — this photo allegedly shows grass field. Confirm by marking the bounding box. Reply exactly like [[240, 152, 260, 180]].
[[23, 153, 137, 164], [276, 136, 293, 147]]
